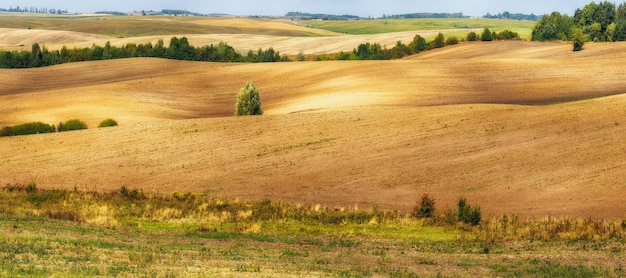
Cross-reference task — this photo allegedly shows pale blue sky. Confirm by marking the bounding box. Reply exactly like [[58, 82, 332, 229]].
[[4, 1, 593, 17]]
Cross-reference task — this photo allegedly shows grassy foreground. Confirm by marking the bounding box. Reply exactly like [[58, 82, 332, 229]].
[[1, 183, 625, 277]]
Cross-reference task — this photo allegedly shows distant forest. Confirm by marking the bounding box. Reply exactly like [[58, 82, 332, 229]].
[[483, 12, 540, 21], [0, 6, 67, 14], [285, 12, 360, 20], [383, 13, 465, 19]]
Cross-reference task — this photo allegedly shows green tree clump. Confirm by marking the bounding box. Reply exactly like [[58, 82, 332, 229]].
[[235, 81, 263, 116], [534, 1, 626, 42], [496, 29, 521, 40], [458, 198, 481, 226], [445, 36, 459, 45], [481, 28, 493, 41], [98, 119, 118, 128], [0, 122, 56, 137], [410, 34, 429, 53], [466, 32, 478, 41], [414, 194, 436, 218], [57, 119, 88, 132], [432, 33, 446, 48], [532, 12, 574, 41]]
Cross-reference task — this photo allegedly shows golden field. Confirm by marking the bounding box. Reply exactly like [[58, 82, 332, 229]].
[[1, 16, 625, 219]]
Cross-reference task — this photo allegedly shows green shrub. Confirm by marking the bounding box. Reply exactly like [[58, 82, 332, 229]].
[[572, 27, 586, 51], [466, 32, 478, 41], [98, 118, 118, 128], [496, 29, 520, 40], [481, 28, 493, 41], [235, 81, 263, 116], [432, 33, 445, 48], [296, 51, 306, 61], [0, 122, 56, 137], [26, 182, 37, 193], [411, 34, 429, 53], [445, 36, 459, 45], [119, 185, 145, 200], [414, 193, 436, 218], [58, 119, 87, 132], [458, 198, 481, 225]]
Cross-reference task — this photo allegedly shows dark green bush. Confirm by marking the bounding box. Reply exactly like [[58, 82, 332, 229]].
[[445, 36, 459, 45], [572, 27, 586, 51], [0, 122, 56, 137], [414, 193, 436, 218], [58, 119, 87, 132], [119, 185, 145, 200], [432, 33, 445, 48], [466, 32, 478, 41], [458, 198, 481, 225], [496, 29, 521, 40], [98, 118, 118, 128], [481, 28, 493, 41]]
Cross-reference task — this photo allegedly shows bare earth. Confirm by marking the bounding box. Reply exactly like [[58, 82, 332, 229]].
[[1, 41, 626, 219]]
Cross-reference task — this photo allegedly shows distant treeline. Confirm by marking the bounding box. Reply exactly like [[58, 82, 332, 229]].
[[383, 13, 465, 19], [1, 6, 67, 14], [483, 12, 540, 21], [314, 29, 520, 61], [285, 12, 360, 20], [95, 11, 127, 16], [161, 9, 203, 16], [0, 37, 288, 69]]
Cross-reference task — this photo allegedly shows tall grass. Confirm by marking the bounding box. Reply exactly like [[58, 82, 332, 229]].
[[2, 182, 625, 242], [1, 183, 625, 277]]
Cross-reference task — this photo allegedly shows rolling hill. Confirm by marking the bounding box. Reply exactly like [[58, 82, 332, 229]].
[[2, 40, 626, 218]]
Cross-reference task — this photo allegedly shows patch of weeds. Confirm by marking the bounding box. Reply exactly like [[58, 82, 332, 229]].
[[519, 259, 609, 277], [316, 258, 331, 265], [44, 210, 84, 222], [328, 238, 361, 248], [23, 189, 67, 207], [68, 265, 102, 276], [234, 263, 261, 272], [489, 263, 511, 274], [339, 269, 372, 278], [388, 268, 420, 278], [280, 249, 309, 258], [417, 259, 437, 265]]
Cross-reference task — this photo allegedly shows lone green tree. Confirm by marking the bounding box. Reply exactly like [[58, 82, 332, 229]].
[[235, 81, 263, 116], [572, 27, 585, 51], [481, 28, 493, 41]]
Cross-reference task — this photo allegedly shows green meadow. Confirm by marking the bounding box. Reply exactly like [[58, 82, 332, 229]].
[[303, 18, 535, 38]]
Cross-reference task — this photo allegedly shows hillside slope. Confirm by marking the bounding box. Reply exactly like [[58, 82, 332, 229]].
[[1, 41, 626, 218]]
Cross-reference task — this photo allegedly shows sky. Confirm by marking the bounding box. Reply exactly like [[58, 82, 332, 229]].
[[3, 1, 593, 17]]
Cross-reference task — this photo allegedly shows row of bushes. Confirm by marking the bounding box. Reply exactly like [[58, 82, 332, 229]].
[[312, 28, 520, 61], [0, 118, 117, 137]]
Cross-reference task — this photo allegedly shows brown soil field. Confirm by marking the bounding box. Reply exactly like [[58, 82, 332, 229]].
[[1, 41, 626, 219]]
